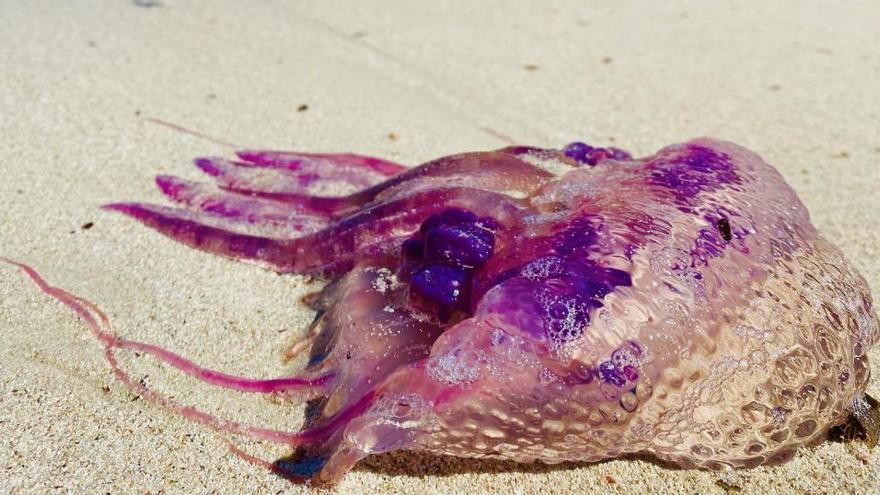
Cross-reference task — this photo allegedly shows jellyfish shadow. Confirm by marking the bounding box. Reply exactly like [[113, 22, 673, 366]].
[[354, 449, 679, 479]]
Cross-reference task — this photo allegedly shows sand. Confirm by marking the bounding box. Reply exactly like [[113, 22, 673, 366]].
[[1, 0, 878, 493]]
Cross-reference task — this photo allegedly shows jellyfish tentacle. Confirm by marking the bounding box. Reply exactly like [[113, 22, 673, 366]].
[[236, 149, 407, 177], [231, 151, 404, 191], [194, 156, 373, 196], [2, 258, 332, 394], [106, 187, 525, 276], [155, 175, 327, 234], [284, 313, 324, 363], [103, 202, 301, 271], [2, 258, 377, 447], [111, 337, 336, 393], [349, 150, 553, 205], [193, 151, 552, 219], [211, 189, 355, 218]]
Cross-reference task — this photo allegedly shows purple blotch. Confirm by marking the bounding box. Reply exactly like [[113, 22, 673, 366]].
[[649, 145, 739, 202], [410, 263, 468, 307], [623, 365, 639, 382], [418, 208, 479, 234], [424, 223, 495, 268], [609, 147, 632, 160], [564, 142, 632, 166], [598, 361, 626, 387], [404, 208, 499, 319], [563, 141, 594, 163], [554, 219, 600, 256]]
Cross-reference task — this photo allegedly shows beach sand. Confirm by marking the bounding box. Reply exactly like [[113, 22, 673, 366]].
[[1, 1, 878, 493]]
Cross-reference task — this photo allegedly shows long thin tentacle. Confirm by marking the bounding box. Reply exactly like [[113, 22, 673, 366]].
[[2, 258, 376, 445], [2, 258, 329, 393], [111, 337, 335, 393]]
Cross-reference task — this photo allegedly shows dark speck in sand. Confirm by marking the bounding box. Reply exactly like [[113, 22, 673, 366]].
[[82, 222, 95, 231], [716, 479, 743, 492], [297, 104, 309, 112], [523, 64, 539, 71], [602, 56, 613, 64], [133, 0, 162, 7]]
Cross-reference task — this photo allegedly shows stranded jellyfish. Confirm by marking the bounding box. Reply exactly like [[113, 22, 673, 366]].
[[7, 138, 878, 486]]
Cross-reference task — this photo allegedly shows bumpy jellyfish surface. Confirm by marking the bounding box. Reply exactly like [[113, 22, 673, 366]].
[[8, 138, 878, 486]]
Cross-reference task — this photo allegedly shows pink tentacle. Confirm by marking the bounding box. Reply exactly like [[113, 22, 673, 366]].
[[283, 319, 323, 362], [144, 117, 241, 148], [111, 338, 335, 393], [236, 150, 407, 177], [1, 258, 330, 393], [229, 153, 397, 190], [199, 150, 552, 220], [214, 188, 357, 218], [2, 258, 374, 446], [353, 150, 554, 202], [106, 187, 525, 275], [156, 175, 327, 234], [102, 203, 297, 270], [194, 156, 377, 196]]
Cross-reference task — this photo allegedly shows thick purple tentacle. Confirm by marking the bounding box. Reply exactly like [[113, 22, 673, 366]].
[[156, 175, 327, 234], [103, 203, 298, 270], [271, 186, 526, 275], [105, 187, 525, 275]]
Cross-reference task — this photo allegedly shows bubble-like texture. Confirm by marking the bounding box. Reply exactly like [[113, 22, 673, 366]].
[[96, 138, 878, 485]]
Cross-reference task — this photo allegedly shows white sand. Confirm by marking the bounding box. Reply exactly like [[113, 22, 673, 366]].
[[1, 1, 878, 493]]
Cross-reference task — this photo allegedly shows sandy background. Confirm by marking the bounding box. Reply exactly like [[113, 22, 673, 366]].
[[1, 0, 879, 493]]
